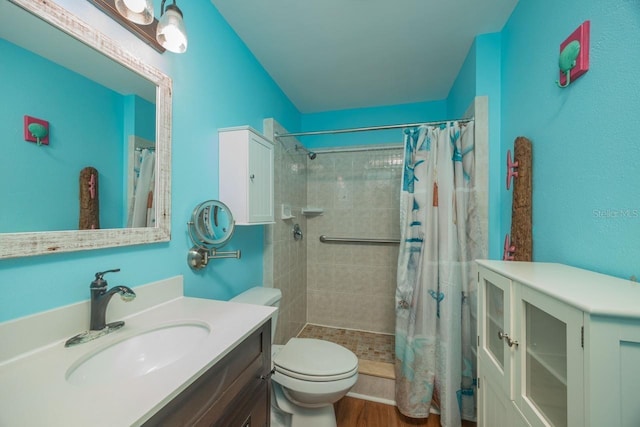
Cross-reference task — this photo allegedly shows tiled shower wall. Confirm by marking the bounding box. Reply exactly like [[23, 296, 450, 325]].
[[263, 119, 308, 345], [306, 148, 403, 334], [265, 97, 488, 341]]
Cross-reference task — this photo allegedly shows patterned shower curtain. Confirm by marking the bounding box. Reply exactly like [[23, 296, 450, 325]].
[[395, 122, 483, 426]]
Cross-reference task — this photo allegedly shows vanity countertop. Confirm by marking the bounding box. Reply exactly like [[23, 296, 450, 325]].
[[0, 277, 275, 426]]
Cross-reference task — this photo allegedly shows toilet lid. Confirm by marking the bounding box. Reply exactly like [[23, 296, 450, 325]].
[[274, 338, 358, 381]]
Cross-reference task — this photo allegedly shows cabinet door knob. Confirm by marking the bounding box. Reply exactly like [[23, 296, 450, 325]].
[[498, 331, 519, 348], [250, 174, 255, 180]]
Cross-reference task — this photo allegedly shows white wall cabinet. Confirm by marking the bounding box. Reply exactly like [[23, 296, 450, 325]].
[[477, 260, 640, 427], [219, 127, 274, 224]]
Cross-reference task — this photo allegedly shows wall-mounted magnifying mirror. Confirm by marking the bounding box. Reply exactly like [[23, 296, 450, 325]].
[[187, 200, 241, 270], [192, 201, 235, 246]]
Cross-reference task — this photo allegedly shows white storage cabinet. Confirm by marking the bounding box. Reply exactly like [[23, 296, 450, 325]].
[[477, 260, 640, 427], [219, 127, 274, 224]]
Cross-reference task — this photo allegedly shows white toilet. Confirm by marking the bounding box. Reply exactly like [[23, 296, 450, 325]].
[[230, 287, 358, 427]]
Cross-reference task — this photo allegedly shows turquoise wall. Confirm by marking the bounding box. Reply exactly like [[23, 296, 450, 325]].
[[122, 95, 155, 143], [501, 0, 640, 278], [132, 97, 155, 142], [5, 0, 635, 324], [475, 33, 503, 261], [0, 39, 124, 232], [0, 0, 300, 322], [300, 100, 448, 149], [447, 39, 477, 119], [122, 94, 155, 221], [447, 33, 503, 260]]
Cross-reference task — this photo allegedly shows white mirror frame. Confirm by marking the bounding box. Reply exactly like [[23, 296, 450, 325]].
[[1, 0, 172, 259]]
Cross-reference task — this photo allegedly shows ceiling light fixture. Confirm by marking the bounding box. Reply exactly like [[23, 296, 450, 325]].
[[156, 0, 188, 54], [114, 0, 154, 25]]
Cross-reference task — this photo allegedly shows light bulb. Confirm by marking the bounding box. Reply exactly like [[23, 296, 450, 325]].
[[157, 6, 188, 53], [115, 0, 154, 25], [161, 26, 187, 52], [123, 0, 147, 13]]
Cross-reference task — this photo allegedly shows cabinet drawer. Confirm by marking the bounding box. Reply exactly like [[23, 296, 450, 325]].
[[144, 320, 271, 426]]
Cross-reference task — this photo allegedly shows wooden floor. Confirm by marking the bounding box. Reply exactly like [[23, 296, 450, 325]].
[[335, 397, 477, 427]]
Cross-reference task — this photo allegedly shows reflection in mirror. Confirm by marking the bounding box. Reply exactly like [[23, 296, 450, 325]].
[[187, 200, 241, 270], [127, 137, 156, 228], [1, 0, 155, 232], [192, 201, 235, 246], [0, 0, 172, 259]]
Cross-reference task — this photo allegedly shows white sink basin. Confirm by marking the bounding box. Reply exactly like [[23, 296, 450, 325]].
[[66, 322, 210, 386]]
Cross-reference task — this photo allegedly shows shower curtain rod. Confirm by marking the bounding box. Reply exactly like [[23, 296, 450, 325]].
[[274, 117, 473, 139], [315, 144, 402, 154]]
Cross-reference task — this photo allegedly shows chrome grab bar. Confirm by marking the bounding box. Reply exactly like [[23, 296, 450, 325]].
[[319, 235, 400, 245]]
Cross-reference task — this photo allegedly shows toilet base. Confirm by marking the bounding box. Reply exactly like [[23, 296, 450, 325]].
[[271, 381, 338, 427], [271, 404, 336, 427]]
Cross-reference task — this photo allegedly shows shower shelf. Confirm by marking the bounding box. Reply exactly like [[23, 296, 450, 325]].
[[301, 208, 324, 216], [280, 204, 295, 220]]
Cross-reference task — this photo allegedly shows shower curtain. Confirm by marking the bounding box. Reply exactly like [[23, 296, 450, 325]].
[[127, 148, 156, 228], [395, 122, 482, 426]]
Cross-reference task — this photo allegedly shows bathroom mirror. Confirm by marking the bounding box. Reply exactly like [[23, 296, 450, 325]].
[[0, 0, 172, 259], [187, 200, 240, 270], [188, 201, 236, 249]]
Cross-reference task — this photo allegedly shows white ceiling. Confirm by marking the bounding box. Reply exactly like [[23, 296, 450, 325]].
[[210, 0, 518, 113]]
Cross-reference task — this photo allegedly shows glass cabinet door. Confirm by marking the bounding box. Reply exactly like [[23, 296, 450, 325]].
[[478, 268, 513, 398], [524, 302, 567, 426], [487, 281, 506, 367], [516, 286, 583, 427]]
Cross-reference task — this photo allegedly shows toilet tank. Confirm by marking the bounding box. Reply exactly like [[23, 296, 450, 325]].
[[230, 287, 281, 342]]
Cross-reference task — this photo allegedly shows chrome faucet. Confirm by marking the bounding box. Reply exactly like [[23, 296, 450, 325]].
[[90, 269, 136, 331]]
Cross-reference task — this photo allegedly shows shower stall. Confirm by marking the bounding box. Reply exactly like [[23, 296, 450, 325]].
[[262, 96, 488, 412]]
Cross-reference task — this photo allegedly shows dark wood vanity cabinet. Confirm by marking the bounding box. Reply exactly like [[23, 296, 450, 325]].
[[144, 320, 271, 427]]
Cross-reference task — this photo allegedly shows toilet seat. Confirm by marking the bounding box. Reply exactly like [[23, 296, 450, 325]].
[[274, 338, 358, 382]]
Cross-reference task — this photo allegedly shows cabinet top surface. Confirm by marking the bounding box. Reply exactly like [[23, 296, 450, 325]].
[[218, 125, 260, 133], [218, 126, 272, 141], [0, 296, 275, 426], [477, 260, 640, 318]]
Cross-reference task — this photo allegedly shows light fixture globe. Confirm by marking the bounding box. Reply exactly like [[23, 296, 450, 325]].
[[114, 0, 154, 25], [156, 4, 188, 53]]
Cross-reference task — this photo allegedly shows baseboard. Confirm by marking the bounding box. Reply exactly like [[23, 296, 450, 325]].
[[346, 392, 396, 406], [345, 392, 443, 417]]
